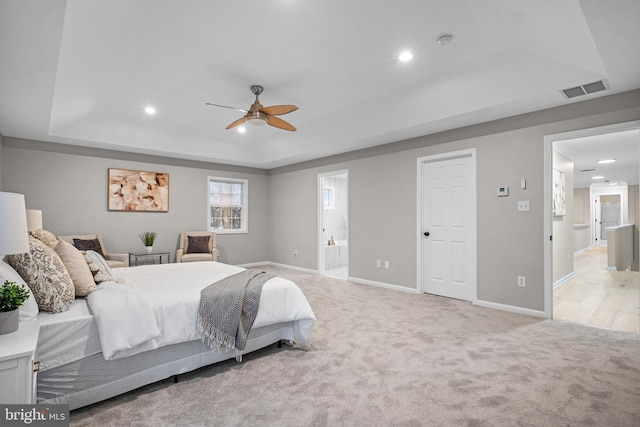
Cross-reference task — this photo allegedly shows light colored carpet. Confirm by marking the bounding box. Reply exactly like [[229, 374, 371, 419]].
[[70, 266, 640, 426]]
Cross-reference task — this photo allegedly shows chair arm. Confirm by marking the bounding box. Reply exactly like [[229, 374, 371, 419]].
[[176, 249, 185, 263], [105, 253, 129, 267]]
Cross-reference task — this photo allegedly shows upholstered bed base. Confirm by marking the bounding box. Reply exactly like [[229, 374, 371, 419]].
[[37, 322, 295, 410]]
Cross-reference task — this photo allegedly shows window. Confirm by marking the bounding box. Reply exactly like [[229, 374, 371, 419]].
[[208, 177, 248, 234], [323, 187, 335, 210]]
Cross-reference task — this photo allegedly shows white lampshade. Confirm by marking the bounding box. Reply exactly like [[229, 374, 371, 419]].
[[0, 192, 29, 256], [26, 209, 43, 231]]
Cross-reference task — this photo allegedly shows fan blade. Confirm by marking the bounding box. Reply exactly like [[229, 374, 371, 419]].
[[225, 117, 247, 130], [260, 105, 298, 115], [267, 115, 296, 131], [206, 103, 248, 113]]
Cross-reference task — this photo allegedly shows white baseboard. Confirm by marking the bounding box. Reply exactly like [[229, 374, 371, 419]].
[[236, 261, 319, 275], [474, 299, 547, 318], [238, 262, 546, 317], [553, 272, 575, 289], [348, 276, 420, 294]]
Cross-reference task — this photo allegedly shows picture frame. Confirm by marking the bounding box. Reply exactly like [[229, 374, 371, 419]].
[[552, 168, 566, 216], [108, 168, 169, 212]]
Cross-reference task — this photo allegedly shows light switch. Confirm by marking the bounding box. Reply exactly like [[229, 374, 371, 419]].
[[517, 201, 530, 211]]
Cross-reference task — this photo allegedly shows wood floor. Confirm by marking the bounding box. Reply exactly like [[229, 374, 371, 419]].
[[554, 246, 640, 333]]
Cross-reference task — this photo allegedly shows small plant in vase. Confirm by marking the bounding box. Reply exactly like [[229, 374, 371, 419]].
[[139, 231, 157, 253], [0, 280, 30, 335]]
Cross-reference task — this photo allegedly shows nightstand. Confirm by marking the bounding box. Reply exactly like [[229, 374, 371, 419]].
[[0, 319, 40, 404]]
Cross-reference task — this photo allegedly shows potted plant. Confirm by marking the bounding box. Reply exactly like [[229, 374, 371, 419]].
[[139, 231, 157, 253], [0, 280, 30, 335]]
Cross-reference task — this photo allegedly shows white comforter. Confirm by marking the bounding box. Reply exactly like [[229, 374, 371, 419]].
[[85, 262, 316, 360]]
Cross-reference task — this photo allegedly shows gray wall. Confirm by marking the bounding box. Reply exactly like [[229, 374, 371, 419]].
[[269, 90, 640, 311], [2, 90, 640, 313], [0, 132, 3, 189], [0, 139, 270, 265]]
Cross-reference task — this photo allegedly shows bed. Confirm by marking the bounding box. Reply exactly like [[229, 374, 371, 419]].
[[31, 261, 316, 410]]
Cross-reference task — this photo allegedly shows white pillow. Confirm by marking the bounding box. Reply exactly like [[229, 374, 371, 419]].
[[84, 250, 120, 283], [0, 259, 39, 322]]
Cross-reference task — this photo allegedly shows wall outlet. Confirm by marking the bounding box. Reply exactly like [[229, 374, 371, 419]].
[[376, 259, 381, 268], [517, 201, 530, 211], [384, 260, 390, 269], [517, 276, 526, 287]]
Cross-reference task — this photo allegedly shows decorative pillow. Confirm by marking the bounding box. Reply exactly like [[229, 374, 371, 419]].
[[73, 238, 105, 257], [29, 229, 58, 246], [6, 236, 75, 313], [83, 250, 119, 283], [187, 235, 211, 254], [0, 260, 39, 321], [54, 240, 96, 296]]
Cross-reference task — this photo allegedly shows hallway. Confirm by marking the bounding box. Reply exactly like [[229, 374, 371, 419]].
[[554, 246, 640, 333]]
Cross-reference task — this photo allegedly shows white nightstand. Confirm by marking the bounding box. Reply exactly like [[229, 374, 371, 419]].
[[0, 319, 40, 404]]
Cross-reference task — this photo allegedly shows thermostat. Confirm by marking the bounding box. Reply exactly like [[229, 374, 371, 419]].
[[497, 186, 509, 197]]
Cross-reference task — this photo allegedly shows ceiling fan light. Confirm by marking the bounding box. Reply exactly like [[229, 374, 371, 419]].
[[247, 117, 267, 126]]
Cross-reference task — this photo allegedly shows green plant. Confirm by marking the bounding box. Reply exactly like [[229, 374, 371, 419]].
[[0, 280, 30, 312], [139, 231, 157, 246]]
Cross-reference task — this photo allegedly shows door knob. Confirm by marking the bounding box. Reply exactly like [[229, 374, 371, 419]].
[[423, 232, 430, 237]]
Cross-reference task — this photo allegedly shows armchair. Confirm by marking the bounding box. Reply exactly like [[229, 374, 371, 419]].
[[176, 231, 217, 263], [58, 234, 129, 268]]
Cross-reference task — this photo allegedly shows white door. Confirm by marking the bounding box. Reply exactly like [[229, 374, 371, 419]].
[[420, 153, 475, 301]]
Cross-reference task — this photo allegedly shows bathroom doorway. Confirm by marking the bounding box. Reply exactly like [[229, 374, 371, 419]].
[[317, 170, 349, 279]]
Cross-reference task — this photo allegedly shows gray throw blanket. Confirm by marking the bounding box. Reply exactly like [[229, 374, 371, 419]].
[[197, 270, 273, 353]]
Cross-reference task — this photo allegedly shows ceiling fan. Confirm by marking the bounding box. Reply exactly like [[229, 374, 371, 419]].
[[206, 85, 298, 131]]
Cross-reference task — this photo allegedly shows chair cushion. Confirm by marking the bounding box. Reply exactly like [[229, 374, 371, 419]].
[[186, 235, 211, 254], [73, 238, 105, 257], [181, 253, 214, 263]]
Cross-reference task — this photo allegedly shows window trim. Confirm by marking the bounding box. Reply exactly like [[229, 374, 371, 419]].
[[207, 176, 248, 234]]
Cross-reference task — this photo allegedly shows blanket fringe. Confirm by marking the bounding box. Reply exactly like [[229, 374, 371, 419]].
[[197, 315, 235, 353]]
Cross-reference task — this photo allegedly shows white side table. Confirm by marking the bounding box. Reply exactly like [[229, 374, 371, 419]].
[[0, 319, 40, 404]]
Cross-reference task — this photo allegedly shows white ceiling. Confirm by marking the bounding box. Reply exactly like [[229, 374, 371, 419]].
[[1, 0, 639, 170], [555, 129, 639, 188]]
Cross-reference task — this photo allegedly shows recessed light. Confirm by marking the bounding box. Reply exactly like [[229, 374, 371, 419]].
[[609, 182, 619, 186], [398, 51, 413, 62], [144, 106, 156, 115], [592, 175, 604, 180], [597, 159, 616, 164], [237, 126, 246, 134]]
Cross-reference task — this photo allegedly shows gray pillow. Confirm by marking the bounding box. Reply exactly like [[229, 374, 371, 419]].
[[187, 235, 210, 254]]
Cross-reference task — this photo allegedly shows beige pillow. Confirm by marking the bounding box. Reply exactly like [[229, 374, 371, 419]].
[[54, 240, 96, 296], [7, 236, 75, 313], [28, 229, 58, 246]]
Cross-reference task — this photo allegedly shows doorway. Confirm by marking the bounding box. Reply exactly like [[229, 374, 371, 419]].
[[591, 185, 628, 247], [417, 149, 477, 301], [317, 170, 349, 279], [544, 121, 640, 332]]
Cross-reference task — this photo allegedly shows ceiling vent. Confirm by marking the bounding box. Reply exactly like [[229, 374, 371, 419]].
[[561, 79, 610, 99], [580, 168, 597, 172]]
